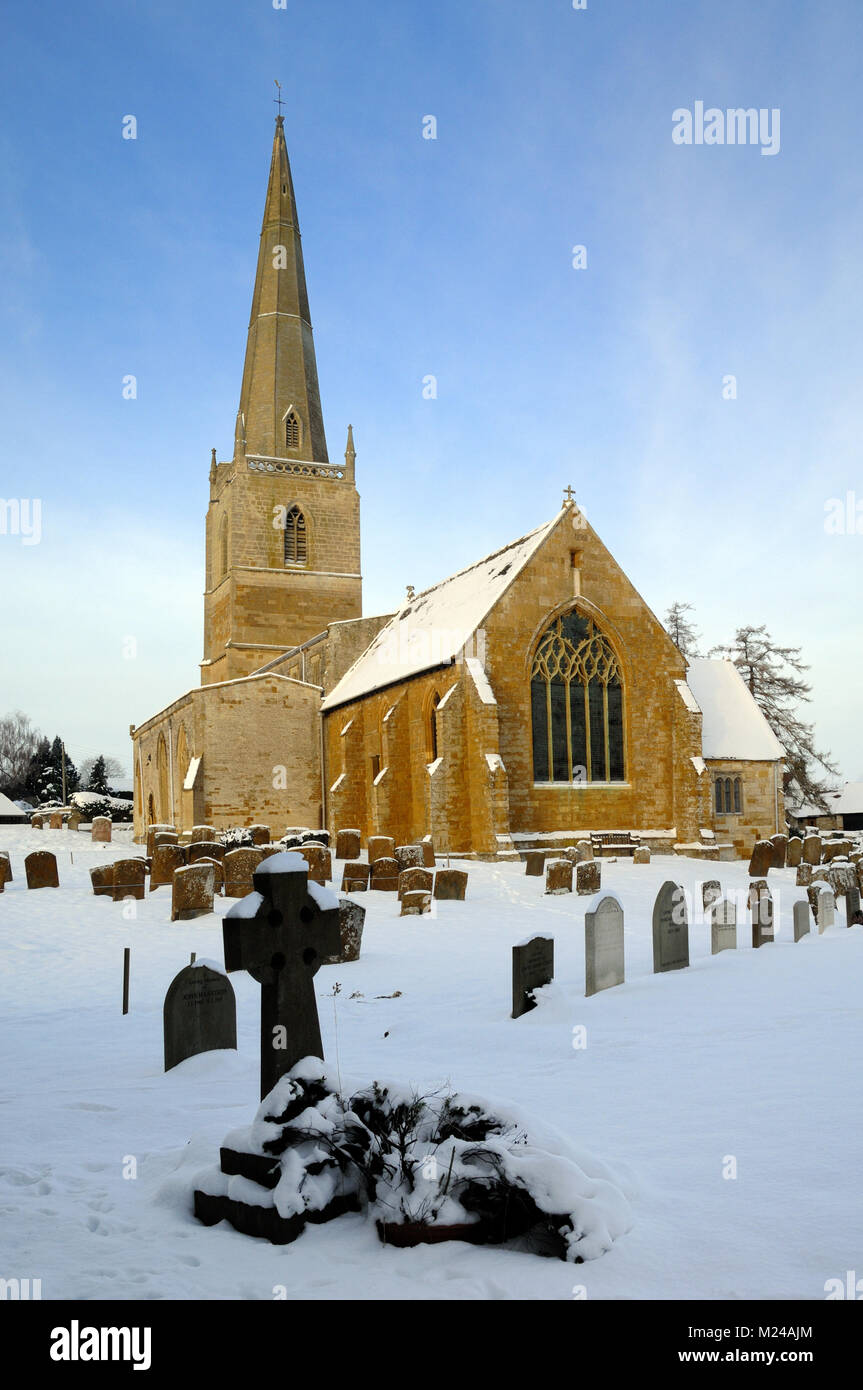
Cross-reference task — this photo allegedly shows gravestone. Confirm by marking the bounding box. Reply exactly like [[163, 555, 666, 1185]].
[[793, 900, 811, 942], [633, 845, 650, 865], [652, 880, 689, 973], [112, 858, 147, 902], [846, 885, 863, 927], [823, 839, 852, 864], [400, 889, 432, 916], [91, 816, 112, 843], [150, 843, 187, 890], [710, 899, 737, 954], [367, 835, 395, 866], [171, 864, 216, 921], [67, 810, 82, 832], [299, 844, 331, 885], [223, 853, 341, 1097], [398, 867, 434, 900], [769, 834, 788, 869], [817, 887, 836, 932], [335, 828, 361, 860], [701, 880, 721, 912], [25, 850, 59, 890], [748, 840, 773, 877], [524, 850, 546, 877], [163, 962, 237, 1072], [576, 861, 601, 896], [249, 825, 271, 846], [49, 811, 63, 830], [802, 834, 821, 866], [224, 847, 263, 899], [545, 859, 572, 895], [575, 841, 593, 863], [0, 849, 11, 881], [370, 857, 399, 892], [341, 861, 370, 892], [749, 881, 774, 948], [584, 895, 624, 997], [796, 863, 813, 887], [393, 844, 424, 873], [196, 856, 225, 895], [189, 840, 225, 864], [322, 898, 366, 963], [512, 935, 554, 1018], [147, 823, 174, 855], [0, 856, 11, 893], [562, 846, 579, 864], [787, 837, 803, 868], [31, 814, 43, 829], [421, 837, 436, 868], [154, 830, 179, 849], [90, 864, 114, 897], [434, 868, 468, 901], [191, 825, 218, 844]]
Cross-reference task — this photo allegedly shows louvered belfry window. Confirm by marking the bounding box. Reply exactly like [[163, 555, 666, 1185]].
[[285, 411, 300, 448], [284, 506, 307, 566]]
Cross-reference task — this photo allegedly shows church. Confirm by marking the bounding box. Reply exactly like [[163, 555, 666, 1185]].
[[131, 118, 784, 859]]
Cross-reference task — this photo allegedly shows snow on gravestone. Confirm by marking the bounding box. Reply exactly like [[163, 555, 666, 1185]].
[[163, 962, 237, 1072], [512, 935, 554, 1019], [584, 895, 624, 998], [652, 881, 689, 974], [710, 899, 737, 954], [749, 881, 774, 949]]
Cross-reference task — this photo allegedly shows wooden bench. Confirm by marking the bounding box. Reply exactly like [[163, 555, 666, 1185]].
[[590, 831, 641, 858]]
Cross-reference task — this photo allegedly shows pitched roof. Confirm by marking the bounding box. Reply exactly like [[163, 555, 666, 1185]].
[[321, 512, 563, 710], [791, 783, 863, 820], [686, 658, 785, 761], [0, 791, 29, 821]]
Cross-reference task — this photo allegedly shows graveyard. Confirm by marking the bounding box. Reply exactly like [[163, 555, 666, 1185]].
[[1, 818, 861, 1301]]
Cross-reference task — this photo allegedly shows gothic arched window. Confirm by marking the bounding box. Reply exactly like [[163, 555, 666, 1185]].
[[284, 506, 307, 566], [531, 610, 625, 783], [733, 777, 742, 813], [427, 691, 441, 762], [715, 778, 724, 813], [285, 411, 300, 449]]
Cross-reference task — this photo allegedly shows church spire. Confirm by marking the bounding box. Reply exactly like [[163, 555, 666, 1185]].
[[235, 116, 329, 463]]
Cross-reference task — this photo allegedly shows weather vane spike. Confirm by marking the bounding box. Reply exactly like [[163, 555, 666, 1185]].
[[274, 79, 284, 118]]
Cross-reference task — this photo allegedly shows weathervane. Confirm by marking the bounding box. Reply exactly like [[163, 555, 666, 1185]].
[[274, 79, 284, 118]]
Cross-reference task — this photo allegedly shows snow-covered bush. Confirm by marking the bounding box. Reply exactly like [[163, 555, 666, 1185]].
[[69, 792, 133, 823]]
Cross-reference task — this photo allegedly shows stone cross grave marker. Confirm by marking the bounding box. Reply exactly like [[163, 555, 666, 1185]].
[[512, 935, 554, 1019], [584, 894, 624, 997], [652, 881, 689, 973], [163, 962, 237, 1072], [223, 852, 340, 1099], [710, 899, 737, 954]]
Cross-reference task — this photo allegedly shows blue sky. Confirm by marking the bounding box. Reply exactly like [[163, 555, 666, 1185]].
[[1, 0, 861, 782]]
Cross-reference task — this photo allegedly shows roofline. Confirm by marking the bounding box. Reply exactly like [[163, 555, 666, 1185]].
[[322, 659, 455, 714]]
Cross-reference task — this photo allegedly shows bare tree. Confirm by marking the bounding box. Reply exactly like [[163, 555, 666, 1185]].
[[664, 601, 702, 658], [710, 624, 839, 810], [79, 754, 127, 792], [0, 711, 43, 797]]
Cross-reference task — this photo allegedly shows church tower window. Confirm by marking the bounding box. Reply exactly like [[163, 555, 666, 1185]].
[[285, 410, 300, 449], [531, 610, 625, 784], [284, 505, 307, 566]]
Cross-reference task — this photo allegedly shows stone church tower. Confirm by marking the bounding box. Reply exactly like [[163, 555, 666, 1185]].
[[202, 116, 362, 685]]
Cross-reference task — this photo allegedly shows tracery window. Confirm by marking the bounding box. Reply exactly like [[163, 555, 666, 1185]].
[[714, 775, 743, 814], [285, 411, 300, 449], [284, 506, 307, 566], [530, 611, 625, 783]]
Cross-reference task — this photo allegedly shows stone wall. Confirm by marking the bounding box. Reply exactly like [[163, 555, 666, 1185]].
[[706, 757, 783, 855]]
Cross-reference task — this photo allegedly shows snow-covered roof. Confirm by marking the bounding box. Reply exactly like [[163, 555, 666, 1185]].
[[685, 658, 785, 761], [0, 792, 29, 821], [322, 513, 562, 710], [791, 783, 863, 820]]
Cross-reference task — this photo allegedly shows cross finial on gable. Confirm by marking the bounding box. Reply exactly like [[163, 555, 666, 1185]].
[[563, 485, 576, 507], [273, 79, 285, 119]]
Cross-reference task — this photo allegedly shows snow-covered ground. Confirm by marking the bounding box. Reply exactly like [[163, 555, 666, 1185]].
[[1, 823, 860, 1301]]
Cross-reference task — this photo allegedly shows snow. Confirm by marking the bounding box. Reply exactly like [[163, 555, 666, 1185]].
[[226, 890, 264, 919], [466, 656, 496, 705], [686, 658, 785, 760], [307, 880, 339, 912], [1, 819, 862, 1299], [321, 514, 562, 711], [253, 851, 307, 875]]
